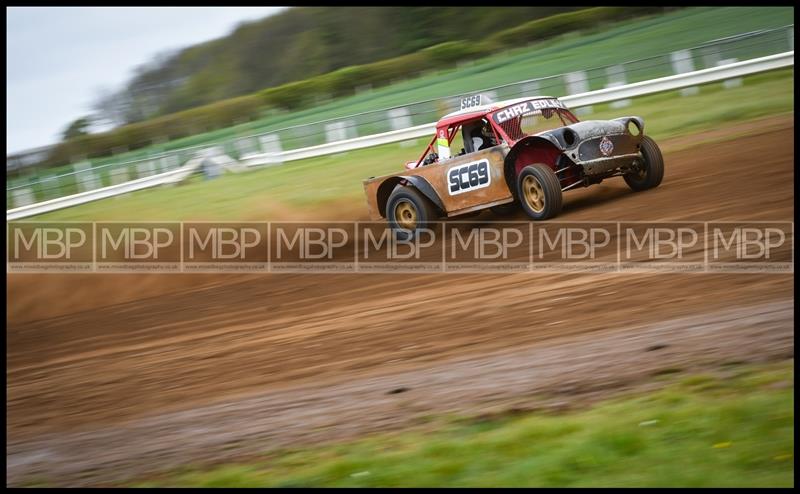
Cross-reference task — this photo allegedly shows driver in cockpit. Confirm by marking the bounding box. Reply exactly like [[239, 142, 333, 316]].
[[470, 120, 497, 151]]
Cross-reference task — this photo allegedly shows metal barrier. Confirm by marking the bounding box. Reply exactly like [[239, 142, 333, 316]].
[[5, 25, 794, 215], [6, 50, 793, 221]]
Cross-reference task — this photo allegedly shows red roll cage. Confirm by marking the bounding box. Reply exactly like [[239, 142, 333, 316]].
[[411, 97, 579, 168]]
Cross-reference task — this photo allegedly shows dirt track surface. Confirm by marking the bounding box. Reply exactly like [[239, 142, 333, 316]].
[[6, 118, 795, 486]]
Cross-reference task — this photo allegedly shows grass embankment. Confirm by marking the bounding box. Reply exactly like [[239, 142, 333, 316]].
[[10, 5, 791, 187], [132, 361, 793, 487], [97, 6, 792, 151], [31, 68, 794, 222]]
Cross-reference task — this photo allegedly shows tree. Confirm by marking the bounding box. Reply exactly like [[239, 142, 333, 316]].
[[91, 88, 128, 128], [93, 7, 577, 119], [61, 116, 93, 141]]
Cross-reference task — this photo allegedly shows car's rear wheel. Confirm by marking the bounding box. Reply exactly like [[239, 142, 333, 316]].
[[386, 186, 439, 239], [517, 164, 563, 220], [624, 135, 664, 191]]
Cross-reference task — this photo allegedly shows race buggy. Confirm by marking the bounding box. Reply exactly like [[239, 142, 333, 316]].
[[363, 94, 664, 235]]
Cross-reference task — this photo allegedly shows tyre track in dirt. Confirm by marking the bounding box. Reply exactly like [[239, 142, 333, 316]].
[[7, 300, 793, 486]]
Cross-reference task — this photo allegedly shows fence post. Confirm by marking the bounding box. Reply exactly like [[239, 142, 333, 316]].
[[701, 47, 721, 70], [717, 58, 742, 88], [605, 65, 631, 109], [564, 71, 592, 115], [258, 134, 283, 166], [387, 107, 412, 131], [110, 166, 130, 185], [325, 120, 357, 143], [12, 188, 35, 208], [388, 108, 417, 148], [136, 160, 157, 179], [521, 81, 540, 97], [670, 49, 699, 96], [200, 147, 223, 179], [324, 121, 342, 142], [73, 161, 100, 192]]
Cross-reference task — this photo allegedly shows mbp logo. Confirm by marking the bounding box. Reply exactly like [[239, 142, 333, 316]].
[[190, 228, 259, 258], [709, 222, 793, 272], [276, 227, 348, 259], [713, 226, 786, 259], [445, 222, 529, 271], [271, 223, 355, 271], [621, 223, 704, 271], [100, 228, 173, 258], [183, 223, 268, 272], [533, 223, 617, 270], [358, 222, 441, 271], [362, 226, 436, 259], [7, 222, 93, 271], [96, 223, 180, 271], [11, 225, 87, 259]]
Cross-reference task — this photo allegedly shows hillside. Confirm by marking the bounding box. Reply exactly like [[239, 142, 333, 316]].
[[106, 7, 581, 124], [35, 6, 673, 170]]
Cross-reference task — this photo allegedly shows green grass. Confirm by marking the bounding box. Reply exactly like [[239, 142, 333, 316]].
[[28, 68, 794, 222], [130, 361, 794, 487], [99, 7, 794, 146], [9, 6, 792, 188]]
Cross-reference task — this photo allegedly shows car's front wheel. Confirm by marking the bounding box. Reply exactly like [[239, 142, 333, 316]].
[[386, 186, 439, 239], [517, 164, 563, 220], [624, 135, 664, 191]]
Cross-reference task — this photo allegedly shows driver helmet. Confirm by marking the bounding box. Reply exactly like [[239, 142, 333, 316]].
[[481, 121, 497, 146]]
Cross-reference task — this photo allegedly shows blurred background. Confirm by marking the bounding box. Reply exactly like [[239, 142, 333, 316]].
[[6, 6, 793, 213], [6, 6, 794, 488]]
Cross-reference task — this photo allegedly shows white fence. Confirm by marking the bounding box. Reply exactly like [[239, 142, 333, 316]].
[[8, 25, 794, 210], [6, 50, 794, 221]]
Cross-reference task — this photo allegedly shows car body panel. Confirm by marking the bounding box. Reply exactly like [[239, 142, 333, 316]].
[[363, 144, 513, 220], [533, 119, 644, 177]]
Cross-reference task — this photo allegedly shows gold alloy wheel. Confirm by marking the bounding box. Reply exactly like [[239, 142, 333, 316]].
[[522, 175, 545, 213], [394, 200, 418, 230]]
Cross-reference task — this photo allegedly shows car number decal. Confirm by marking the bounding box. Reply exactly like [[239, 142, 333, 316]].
[[460, 94, 482, 110], [447, 159, 491, 195]]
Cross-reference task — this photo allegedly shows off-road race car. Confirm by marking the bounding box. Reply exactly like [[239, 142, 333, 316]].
[[363, 94, 664, 235]]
